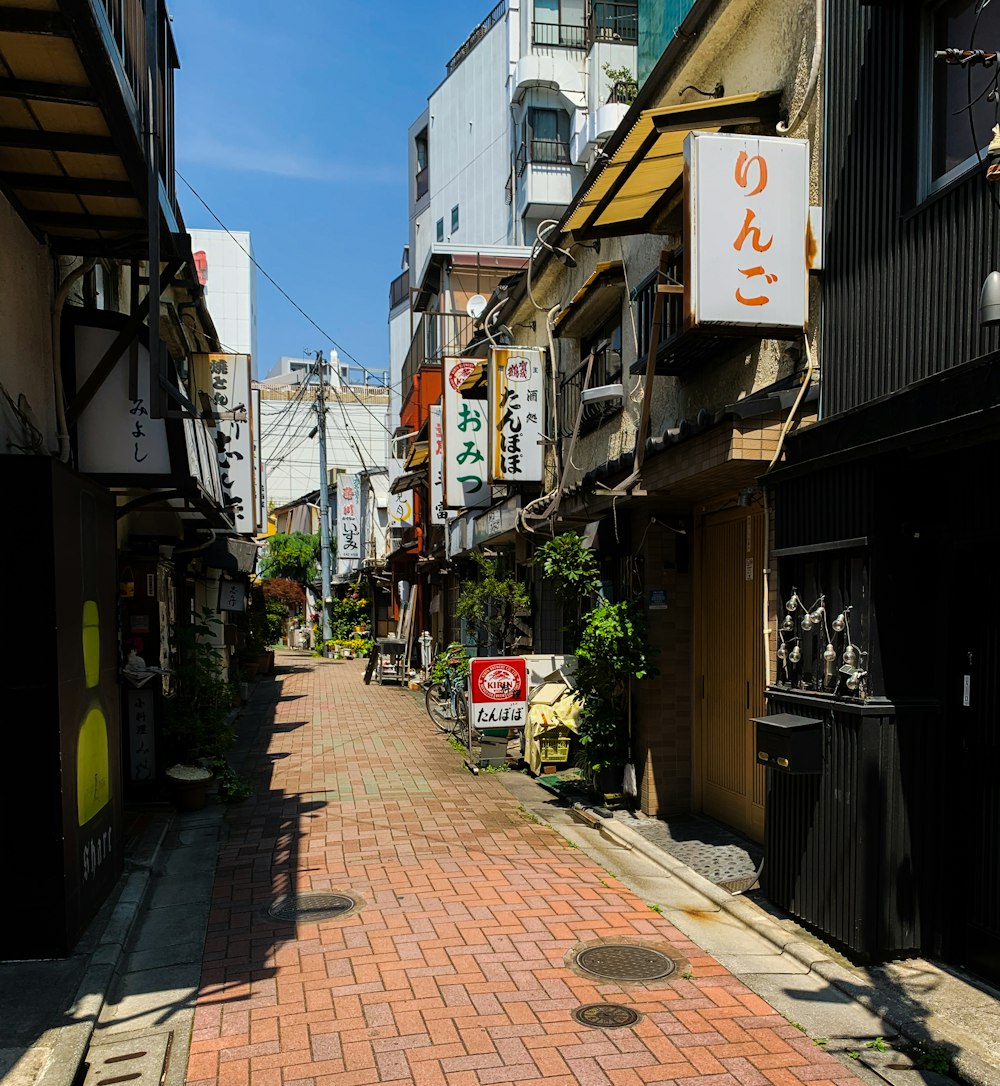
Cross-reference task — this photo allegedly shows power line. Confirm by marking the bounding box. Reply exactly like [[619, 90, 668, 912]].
[[176, 169, 396, 437]]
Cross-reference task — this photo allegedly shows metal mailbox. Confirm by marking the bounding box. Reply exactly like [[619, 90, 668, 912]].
[[754, 712, 823, 774]]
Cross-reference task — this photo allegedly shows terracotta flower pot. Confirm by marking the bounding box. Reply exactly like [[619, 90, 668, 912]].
[[165, 765, 212, 811]]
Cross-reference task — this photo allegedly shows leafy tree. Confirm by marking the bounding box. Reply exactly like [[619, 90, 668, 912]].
[[260, 532, 320, 585], [456, 551, 531, 656], [603, 62, 637, 104]]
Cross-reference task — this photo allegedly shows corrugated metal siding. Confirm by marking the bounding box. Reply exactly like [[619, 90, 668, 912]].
[[825, 2, 1000, 416]]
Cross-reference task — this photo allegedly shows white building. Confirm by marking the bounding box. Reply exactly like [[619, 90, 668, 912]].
[[258, 376, 391, 511], [189, 229, 259, 368]]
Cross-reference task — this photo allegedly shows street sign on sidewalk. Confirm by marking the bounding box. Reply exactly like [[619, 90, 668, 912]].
[[468, 657, 528, 730]]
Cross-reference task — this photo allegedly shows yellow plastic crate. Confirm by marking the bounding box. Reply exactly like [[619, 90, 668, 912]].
[[539, 735, 570, 763]]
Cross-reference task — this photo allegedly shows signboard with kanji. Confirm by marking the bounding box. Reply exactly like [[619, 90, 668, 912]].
[[193, 353, 256, 532], [469, 657, 528, 731], [488, 347, 544, 484], [389, 490, 414, 528], [443, 357, 490, 508], [337, 473, 362, 563], [429, 405, 450, 525], [686, 133, 809, 331]]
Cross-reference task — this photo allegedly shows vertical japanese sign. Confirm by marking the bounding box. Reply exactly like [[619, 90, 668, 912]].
[[74, 325, 171, 476], [126, 688, 156, 782], [429, 404, 450, 525], [488, 347, 544, 483], [389, 490, 414, 528], [337, 474, 362, 565], [686, 133, 809, 330], [443, 357, 490, 508], [252, 388, 266, 530], [193, 353, 256, 532]]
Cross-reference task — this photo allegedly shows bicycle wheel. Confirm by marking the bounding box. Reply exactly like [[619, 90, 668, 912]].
[[425, 682, 454, 732], [454, 689, 469, 743]]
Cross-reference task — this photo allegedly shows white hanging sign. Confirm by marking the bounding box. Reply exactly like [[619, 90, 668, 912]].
[[443, 357, 490, 508], [488, 347, 544, 483], [686, 132, 809, 332], [193, 353, 256, 532], [429, 405, 450, 525], [389, 490, 414, 527], [337, 474, 362, 561]]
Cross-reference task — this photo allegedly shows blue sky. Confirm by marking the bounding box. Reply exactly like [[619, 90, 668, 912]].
[[169, 0, 478, 381]]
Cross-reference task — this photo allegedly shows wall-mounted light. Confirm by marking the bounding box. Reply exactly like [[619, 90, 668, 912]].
[[981, 270, 1000, 326], [581, 383, 624, 404]]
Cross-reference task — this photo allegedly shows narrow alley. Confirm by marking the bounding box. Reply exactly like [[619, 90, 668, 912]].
[[113, 654, 863, 1086]]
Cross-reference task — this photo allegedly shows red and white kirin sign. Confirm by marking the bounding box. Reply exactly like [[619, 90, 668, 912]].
[[469, 657, 527, 729]]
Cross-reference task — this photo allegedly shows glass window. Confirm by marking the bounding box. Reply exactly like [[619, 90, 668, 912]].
[[451, 204, 459, 233], [534, 0, 558, 23], [436, 218, 444, 242], [926, 0, 1000, 188]]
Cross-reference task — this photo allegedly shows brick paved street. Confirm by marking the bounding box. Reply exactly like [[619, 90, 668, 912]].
[[186, 655, 862, 1086]]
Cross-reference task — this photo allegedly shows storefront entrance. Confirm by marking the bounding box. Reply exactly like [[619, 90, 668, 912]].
[[696, 506, 766, 843]]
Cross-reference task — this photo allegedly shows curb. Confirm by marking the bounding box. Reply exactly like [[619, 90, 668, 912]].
[[587, 811, 998, 1086], [37, 813, 170, 1086]]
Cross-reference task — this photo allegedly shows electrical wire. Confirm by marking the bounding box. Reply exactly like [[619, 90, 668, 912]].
[[968, 0, 1000, 213], [176, 170, 396, 437]]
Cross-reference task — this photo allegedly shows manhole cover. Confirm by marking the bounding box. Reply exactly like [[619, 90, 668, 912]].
[[575, 944, 675, 981], [573, 1003, 641, 1029], [268, 891, 359, 923]]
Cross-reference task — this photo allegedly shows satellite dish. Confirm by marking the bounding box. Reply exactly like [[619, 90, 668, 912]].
[[466, 294, 487, 320]]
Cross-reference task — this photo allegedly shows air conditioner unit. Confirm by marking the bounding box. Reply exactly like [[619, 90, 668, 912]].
[[581, 382, 623, 404]]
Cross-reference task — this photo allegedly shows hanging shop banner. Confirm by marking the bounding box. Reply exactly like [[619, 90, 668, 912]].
[[686, 132, 809, 332], [443, 356, 490, 509], [469, 657, 528, 731], [252, 387, 266, 530], [389, 489, 414, 528], [193, 353, 256, 532], [488, 347, 544, 483], [337, 474, 362, 561], [429, 405, 450, 525]]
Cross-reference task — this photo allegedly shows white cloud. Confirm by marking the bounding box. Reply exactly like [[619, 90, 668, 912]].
[[179, 134, 398, 185]]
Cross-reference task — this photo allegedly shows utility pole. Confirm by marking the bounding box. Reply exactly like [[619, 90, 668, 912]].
[[315, 350, 333, 645]]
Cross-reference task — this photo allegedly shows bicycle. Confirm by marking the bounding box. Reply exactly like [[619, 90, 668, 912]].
[[424, 644, 470, 738]]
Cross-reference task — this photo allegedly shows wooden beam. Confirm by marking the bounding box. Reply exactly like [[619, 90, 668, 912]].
[[0, 9, 69, 35], [3, 172, 134, 197], [0, 127, 116, 154], [65, 259, 181, 428], [36, 210, 146, 230], [0, 76, 97, 106]]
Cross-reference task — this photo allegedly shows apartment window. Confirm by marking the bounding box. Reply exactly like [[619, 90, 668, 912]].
[[436, 217, 444, 242], [414, 127, 429, 201], [451, 204, 459, 233], [533, 0, 586, 46], [523, 107, 571, 165], [922, 0, 1000, 195]]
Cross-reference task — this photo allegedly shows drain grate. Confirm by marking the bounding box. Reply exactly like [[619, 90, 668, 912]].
[[268, 891, 359, 923], [575, 943, 676, 981], [717, 874, 759, 894], [573, 1003, 641, 1029], [82, 1033, 171, 1086]]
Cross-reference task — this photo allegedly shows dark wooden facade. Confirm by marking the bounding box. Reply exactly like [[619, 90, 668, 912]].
[[763, 1, 1000, 980]]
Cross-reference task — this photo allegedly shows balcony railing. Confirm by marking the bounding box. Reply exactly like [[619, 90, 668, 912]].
[[516, 138, 571, 176], [402, 313, 475, 391], [587, 1, 638, 46], [97, 0, 177, 209], [559, 350, 624, 437], [447, 0, 508, 75], [532, 21, 587, 48]]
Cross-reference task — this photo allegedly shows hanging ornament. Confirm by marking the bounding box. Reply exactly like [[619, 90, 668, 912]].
[[781, 615, 794, 632], [823, 642, 837, 684], [777, 643, 788, 662], [801, 613, 814, 631], [843, 643, 859, 668], [786, 594, 799, 613], [789, 644, 802, 664]]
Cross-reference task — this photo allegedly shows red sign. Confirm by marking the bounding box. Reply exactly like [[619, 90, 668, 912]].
[[469, 657, 527, 729]]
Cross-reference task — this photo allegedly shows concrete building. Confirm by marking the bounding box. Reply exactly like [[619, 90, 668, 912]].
[[188, 228, 259, 370]]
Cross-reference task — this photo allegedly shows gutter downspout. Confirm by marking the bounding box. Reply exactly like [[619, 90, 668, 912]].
[[777, 0, 823, 135], [53, 258, 95, 462]]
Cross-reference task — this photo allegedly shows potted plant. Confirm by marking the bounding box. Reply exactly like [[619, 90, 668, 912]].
[[455, 550, 531, 656], [163, 609, 236, 809]]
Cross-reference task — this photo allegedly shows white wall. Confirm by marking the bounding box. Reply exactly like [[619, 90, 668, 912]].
[[189, 228, 259, 373], [411, 14, 514, 288], [0, 198, 55, 455]]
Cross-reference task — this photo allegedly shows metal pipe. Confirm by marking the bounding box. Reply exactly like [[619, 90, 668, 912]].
[[52, 258, 95, 462], [777, 0, 823, 135]]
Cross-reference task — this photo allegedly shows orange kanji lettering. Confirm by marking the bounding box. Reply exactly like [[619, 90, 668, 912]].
[[734, 151, 768, 196]]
